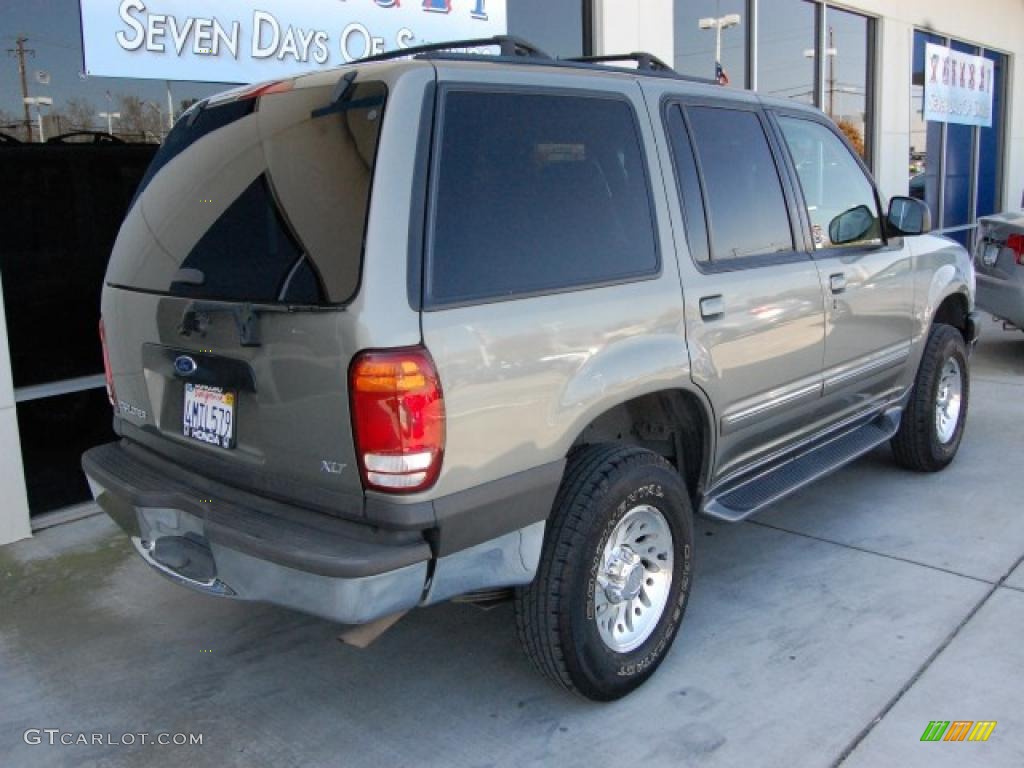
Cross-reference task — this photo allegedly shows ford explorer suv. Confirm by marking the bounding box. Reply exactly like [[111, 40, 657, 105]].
[[83, 37, 979, 701]]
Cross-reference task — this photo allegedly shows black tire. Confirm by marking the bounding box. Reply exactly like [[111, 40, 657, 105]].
[[514, 444, 694, 701], [891, 323, 970, 472]]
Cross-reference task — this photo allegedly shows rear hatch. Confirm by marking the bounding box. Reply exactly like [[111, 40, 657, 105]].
[[100, 64, 419, 517]]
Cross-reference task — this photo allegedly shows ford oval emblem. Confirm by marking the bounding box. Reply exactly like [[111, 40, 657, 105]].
[[174, 355, 198, 377]]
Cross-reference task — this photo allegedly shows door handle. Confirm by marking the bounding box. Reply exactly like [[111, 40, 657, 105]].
[[699, 295, 725, 320], [829, 273, 847, 294]]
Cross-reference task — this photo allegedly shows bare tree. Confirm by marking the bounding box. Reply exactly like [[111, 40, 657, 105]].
[[116, 94, 164, 142], [64, 97, 98, 131], [0, 108, 19, 133]]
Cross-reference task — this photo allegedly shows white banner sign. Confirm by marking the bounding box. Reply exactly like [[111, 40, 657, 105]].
[[80, 0, 507, 83], [923, 42, 994, 127]]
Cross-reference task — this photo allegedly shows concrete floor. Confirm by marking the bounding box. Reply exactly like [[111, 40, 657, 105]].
[[2, 320, 1022, 768]]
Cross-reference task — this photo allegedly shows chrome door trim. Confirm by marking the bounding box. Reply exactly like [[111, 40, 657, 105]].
[[720, 378, 823, 435], [822, 341, 911, 394]]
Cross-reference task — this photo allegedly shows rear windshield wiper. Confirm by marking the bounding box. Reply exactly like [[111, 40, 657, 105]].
[[178, 300, 296, 347]]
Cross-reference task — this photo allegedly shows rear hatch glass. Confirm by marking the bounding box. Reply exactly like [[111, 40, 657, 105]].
[[107, 81, 387, 306]]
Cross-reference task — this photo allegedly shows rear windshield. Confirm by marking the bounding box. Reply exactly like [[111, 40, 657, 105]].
[[171, 174, 322, 304], [110, 81, 386, 305], [130, 98, 254, 209]]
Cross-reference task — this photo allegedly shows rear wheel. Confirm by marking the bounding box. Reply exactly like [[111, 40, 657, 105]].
[[514, 444, 694, 701], [891, 324, 970, 471]]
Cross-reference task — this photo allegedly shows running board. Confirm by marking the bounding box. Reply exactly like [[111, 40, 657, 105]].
[[702, 410, 901, 523]]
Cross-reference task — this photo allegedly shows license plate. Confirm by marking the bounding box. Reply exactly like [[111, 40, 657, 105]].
[[982, 243, 1001, 267], [183, 384, 235, 449]]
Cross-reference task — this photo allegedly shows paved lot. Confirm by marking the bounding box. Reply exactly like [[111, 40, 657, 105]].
[[2, 320, 1022, 768]]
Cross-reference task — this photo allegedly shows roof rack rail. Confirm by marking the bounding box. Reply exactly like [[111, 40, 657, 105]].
[[564, 52, 720, 85], [353, 35, 551, 65], [565, 52, 673, 73]]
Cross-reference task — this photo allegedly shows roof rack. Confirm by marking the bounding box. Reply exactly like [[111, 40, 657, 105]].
[[565, 53, 672, 73], [344, 35, 721, 87], [565, 53, 719, 85], [354, 35, 551, 65]]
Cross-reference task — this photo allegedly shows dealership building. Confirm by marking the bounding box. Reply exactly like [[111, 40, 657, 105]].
[[1, 0, 1022, 546]]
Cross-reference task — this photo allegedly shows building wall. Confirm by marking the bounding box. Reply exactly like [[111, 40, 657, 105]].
[[594, 0, 674, 65], [0, 273, 32, 546]]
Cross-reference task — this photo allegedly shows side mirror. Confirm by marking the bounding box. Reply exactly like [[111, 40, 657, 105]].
[[828, 205, 877, 245], [887, 196, 932, 236]]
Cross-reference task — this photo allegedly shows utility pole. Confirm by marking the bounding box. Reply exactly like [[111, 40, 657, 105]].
[[166, 81, 175, 131], [828, 26, 836, 118], [7, 36, 36, 141]]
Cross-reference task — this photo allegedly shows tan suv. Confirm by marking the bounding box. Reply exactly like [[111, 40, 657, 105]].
[[83, 37, 979, 700]]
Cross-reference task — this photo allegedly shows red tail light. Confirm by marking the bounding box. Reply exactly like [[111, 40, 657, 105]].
[[349, 347, 444, 493], [1008, 233, 1024, 265], [99, 317, 117, 408]]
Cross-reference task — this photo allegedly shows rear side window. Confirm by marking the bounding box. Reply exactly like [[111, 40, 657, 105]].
[[685, 106, 794, 261], [172, 174, 323, 304], [426, 90, 659, 306]]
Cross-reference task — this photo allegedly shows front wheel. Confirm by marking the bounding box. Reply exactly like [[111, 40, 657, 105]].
[[514, 445, 694, 701], [891, 324, 970, 471]]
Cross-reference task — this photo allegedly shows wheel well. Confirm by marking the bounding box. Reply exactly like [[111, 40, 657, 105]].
[[572, 391, 711, 505], [933, 293, 970, 342]]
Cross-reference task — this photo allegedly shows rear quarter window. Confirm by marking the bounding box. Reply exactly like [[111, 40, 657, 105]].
[[426, 89, 659, 307]]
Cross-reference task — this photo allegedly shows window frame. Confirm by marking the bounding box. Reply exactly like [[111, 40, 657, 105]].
[[661, 93, 810, 273], [421, 83, 662, 311], [765, 106, 896, 257]]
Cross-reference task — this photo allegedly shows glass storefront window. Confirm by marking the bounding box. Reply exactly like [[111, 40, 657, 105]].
[[910, 30, 945, 224], [910, 30, 1008, 244], [675, 0, 748, 86], [507, 0, 585, 57], [942, 40, 979, 246], [977, 49, 1008, 218], [753, 3, 874, 161], [0, 0, 234, 143], [758, 0, 816, 104], [823, 6, 871, 160]]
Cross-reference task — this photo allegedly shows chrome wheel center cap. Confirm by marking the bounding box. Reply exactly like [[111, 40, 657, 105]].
[[602, 546, 644, 603]]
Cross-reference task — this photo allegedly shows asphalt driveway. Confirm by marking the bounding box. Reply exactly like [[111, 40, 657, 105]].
[[2, 319, 1022, 768]]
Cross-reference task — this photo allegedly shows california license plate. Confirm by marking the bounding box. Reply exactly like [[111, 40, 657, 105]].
[[183, 384, 235, 449]]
